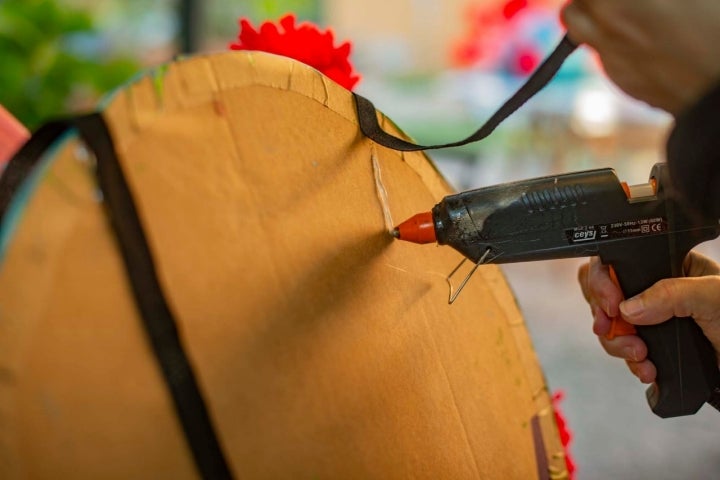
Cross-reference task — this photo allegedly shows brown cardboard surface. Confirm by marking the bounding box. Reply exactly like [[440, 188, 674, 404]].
[[0, 51, 567, 478]]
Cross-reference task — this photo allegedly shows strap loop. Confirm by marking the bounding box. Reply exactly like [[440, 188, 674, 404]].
[[353, 34, 577, 151]]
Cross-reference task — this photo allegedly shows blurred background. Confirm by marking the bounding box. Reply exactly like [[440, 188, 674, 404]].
[[2, 0, 717, 478]]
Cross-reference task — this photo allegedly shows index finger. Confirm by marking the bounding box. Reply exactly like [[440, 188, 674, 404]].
[[582, 256, 624, 317]]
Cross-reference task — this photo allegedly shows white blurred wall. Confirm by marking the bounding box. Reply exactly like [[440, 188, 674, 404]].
[[324, 0, 495, 73]]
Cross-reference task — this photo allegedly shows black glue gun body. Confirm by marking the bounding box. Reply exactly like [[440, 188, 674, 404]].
[[432, 163, 720, 417]]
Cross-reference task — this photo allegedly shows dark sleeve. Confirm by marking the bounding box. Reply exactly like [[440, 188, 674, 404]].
[[666, 81, 720, 219]]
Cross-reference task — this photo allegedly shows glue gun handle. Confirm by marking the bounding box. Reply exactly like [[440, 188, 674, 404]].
[[609, 248, 720, 418]]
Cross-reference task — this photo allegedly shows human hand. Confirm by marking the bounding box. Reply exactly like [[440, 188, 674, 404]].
[[577, 252, 720, 383], [0, 105, 28, 166], [560, 0, 720, 115]]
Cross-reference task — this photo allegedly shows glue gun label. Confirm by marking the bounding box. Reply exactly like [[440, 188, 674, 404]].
[[565, 217, 667, 244]]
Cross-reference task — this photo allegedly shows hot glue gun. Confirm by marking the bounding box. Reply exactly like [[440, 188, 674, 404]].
[[393, 162, 720, 418]]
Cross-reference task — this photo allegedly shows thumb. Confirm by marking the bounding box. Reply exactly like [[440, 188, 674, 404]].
[[619, 276, 720, 345]]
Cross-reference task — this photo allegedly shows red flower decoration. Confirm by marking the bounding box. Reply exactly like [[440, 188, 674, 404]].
[[502, 0, 528, 19], [230, 14, 360, 91], [552, 390, 576, 479]]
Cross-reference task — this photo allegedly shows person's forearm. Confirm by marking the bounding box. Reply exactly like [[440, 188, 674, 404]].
[[0, 105, 28, 167], [666, 80, 720, 219]]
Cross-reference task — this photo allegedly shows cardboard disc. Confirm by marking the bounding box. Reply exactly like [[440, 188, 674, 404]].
[[0, 51, 567, 479]]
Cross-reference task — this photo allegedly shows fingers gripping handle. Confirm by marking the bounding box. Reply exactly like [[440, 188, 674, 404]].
[[605, 266, 636, 339], [609, 250, 720, 417]]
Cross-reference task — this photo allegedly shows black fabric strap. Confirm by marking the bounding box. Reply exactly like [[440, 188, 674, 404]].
[[531, 415, 550, 480], [353, 34, 577, 151], [0, 120, 74, 222], [0, 114, 234, 480]]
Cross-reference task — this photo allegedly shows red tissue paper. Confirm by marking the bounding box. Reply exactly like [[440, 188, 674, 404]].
[[553, 390, 576, 479], [230, 13, 361, 91]]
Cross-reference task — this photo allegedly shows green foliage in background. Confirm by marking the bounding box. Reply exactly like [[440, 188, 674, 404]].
[[251, 0, 320, 19], [0, 0, 322, 130], [0, 0, 139, 130], [207, 0, 321, 41]]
